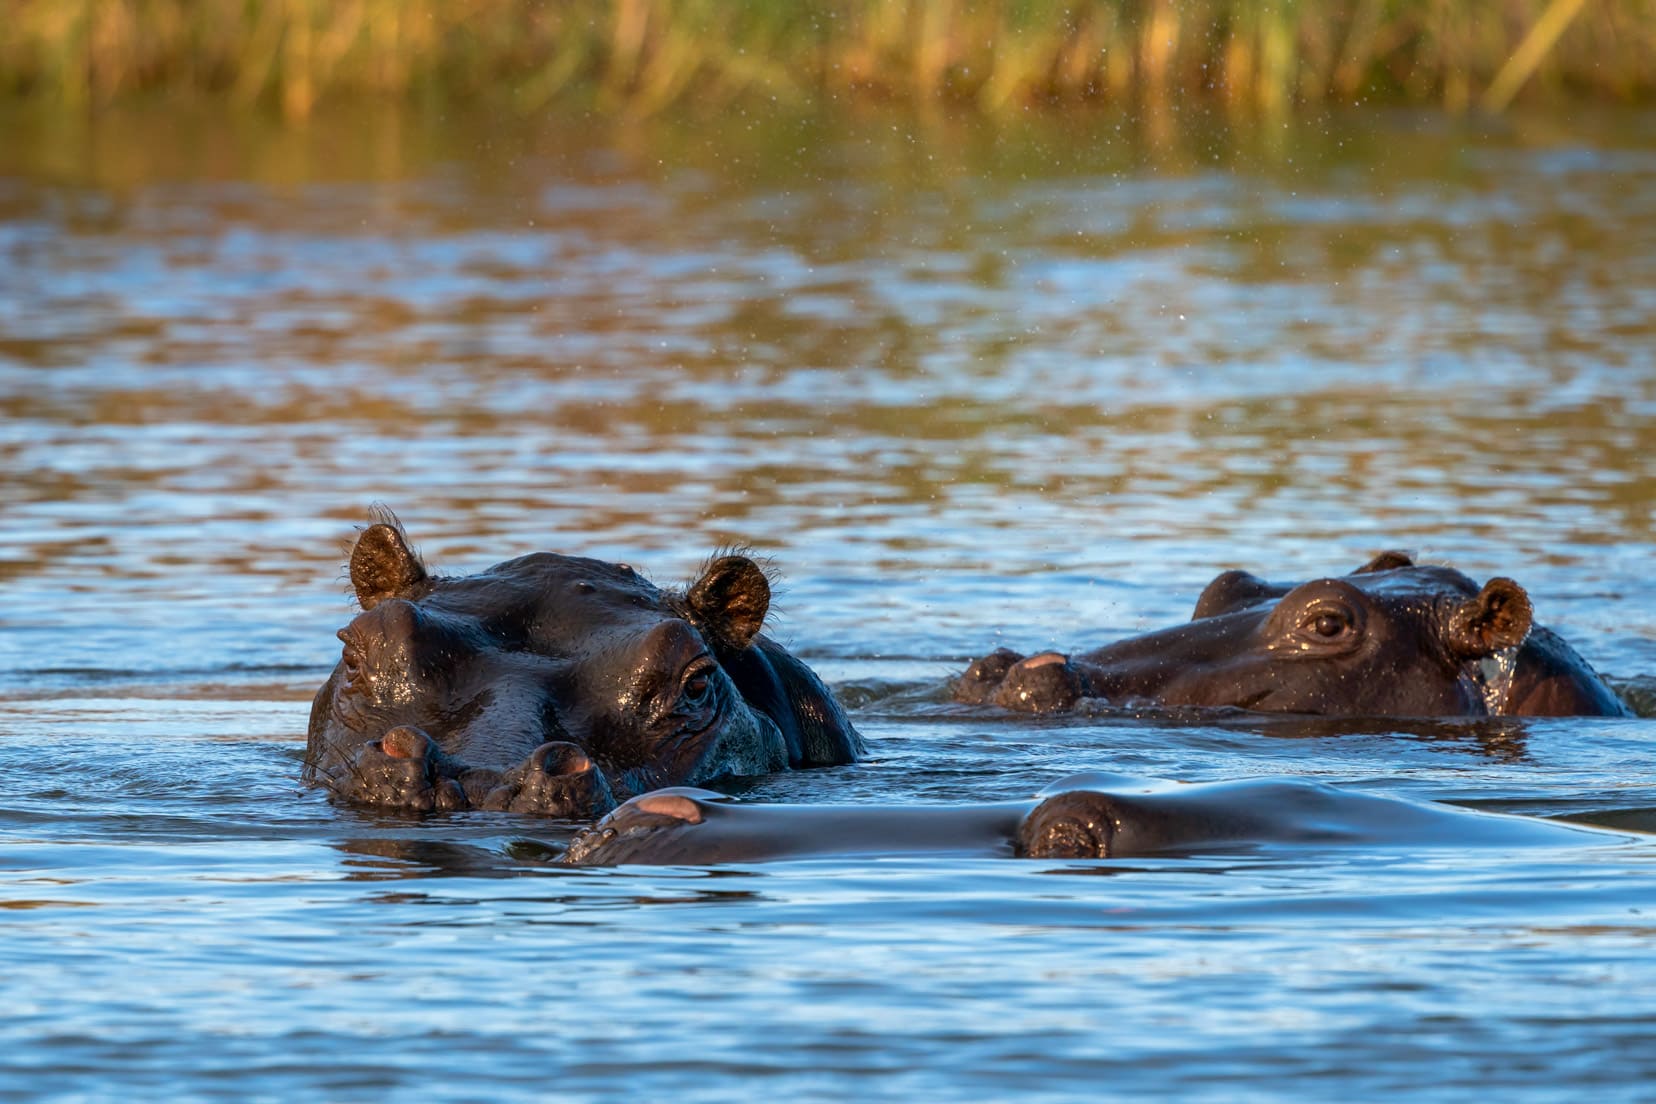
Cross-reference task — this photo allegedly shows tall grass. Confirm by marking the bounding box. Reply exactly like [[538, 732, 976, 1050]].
[[2, 0, 1651, 120]]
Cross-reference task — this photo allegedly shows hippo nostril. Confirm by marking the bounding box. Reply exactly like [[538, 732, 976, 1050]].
[[993, 655, 1083, 713], [1029, 818, 1108, 859], [528, 741, 593, 776], [336, 632, 363, 674], [1019, 793, 1115, 859], [967, 647, 1023, 682], [381, 725, 433, 760]]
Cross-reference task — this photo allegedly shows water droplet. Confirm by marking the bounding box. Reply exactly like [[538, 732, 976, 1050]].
[[1478, 646, 1521, 714]]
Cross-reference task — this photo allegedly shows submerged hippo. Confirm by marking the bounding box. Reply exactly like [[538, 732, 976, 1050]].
[[561, 772, 1622, 865], [305, 516, 863, 818], [957, 553, 1629, 717]]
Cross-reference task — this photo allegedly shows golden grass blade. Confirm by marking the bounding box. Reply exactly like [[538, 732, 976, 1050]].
[[1481, 0, 1592, 112]]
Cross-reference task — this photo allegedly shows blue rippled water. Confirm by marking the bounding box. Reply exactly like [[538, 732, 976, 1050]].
[[1, 105, 1654, 1101]]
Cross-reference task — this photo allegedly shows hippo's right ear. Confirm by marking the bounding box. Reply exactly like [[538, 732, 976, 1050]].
[[685, 555, 770, 651], [1355, 550, 1414, 574], [1446, 577, 1533, 659], [350, 523, 429, 609]]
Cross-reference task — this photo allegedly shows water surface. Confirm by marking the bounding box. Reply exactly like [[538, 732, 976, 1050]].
[[2, 104, 1654, 1101]]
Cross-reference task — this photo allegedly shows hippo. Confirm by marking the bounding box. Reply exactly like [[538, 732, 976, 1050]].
[[304, 515, 863, 818], [560, 772, 1624, 865], [956, 553, 1629, 717]]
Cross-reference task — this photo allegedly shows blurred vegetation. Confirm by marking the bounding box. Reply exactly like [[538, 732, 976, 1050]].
[[1, 0, 1651, 121]]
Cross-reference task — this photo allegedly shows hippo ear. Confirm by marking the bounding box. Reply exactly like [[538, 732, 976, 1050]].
[[1356, 550, 1414, 574], [350, 523, 428, 609], [1192, 569, 1281, 620], [686, 555, 769, 650], [1446, 577, 1532, 658]]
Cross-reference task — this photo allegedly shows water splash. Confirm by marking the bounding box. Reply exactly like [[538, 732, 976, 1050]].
[[1479, 645, 1522, 715]]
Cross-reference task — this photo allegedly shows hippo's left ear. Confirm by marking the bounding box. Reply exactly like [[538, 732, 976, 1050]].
[[686, 555, 770, 650], [1446, 577, 1533, 658]]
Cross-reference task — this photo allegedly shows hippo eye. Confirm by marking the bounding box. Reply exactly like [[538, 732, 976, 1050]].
[[677, 658, 719, 707], [1304, 608, 1353, 639], [1271, 584, 1365, 655], [683, 671, 711, 701]]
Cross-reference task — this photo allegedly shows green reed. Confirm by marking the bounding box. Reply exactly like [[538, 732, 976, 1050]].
[[2, 0, 1651, 120]]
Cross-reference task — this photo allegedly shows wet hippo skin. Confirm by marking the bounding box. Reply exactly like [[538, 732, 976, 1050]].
[[305, 513, 863, 818], [561, 772, 1623, 866], [956, 553, 1629, 718]]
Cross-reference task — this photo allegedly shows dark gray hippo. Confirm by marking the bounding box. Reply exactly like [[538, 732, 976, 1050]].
[[305, 516, 863, 818], [956, 553, 1629, 718], [561, 772, 1623, 866]]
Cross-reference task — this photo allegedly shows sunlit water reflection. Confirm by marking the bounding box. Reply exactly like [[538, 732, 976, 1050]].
[[2, 105, 1654, 1101]]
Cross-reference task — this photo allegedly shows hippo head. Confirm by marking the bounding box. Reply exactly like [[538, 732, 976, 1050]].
[[305, 517, 861, 817], [1185, 552, 1628, 717], [965, 555, 1542, 717], [1109, 562, 1534, 715]]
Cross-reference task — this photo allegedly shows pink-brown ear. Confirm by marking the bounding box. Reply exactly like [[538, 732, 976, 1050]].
[[685, 555, 769, 650], [1446, 577, 1532, 658], [1355, 550, 1414, 574], [633, 792, 705, 824], [350, 523, 427, 609]]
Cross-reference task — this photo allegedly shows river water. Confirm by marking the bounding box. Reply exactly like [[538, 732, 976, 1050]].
[[2, 104, 1654, 1101]]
